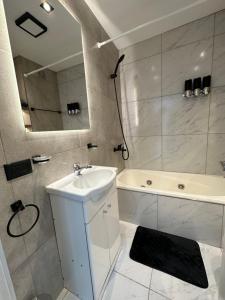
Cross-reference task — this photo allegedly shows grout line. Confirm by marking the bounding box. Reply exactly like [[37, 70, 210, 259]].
[[149, 266, 154, 292], [62, 289, 69, 300], [150, 288, 172, 300], [205, 13, 216, 175], [114, 270, 150, 290], [0, 131, 7, 165], [122, 85, 225, 104], [161, 35, 213, 54], [123, 52, 162, 67], [220, 205, 224, 249]]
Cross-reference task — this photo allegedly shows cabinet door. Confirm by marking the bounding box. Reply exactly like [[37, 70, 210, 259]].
[[86, 204, 110, 299], [106, 190, 121, 265]]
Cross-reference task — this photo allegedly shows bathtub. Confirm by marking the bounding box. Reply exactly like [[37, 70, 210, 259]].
[[117, 169, 225, 247], [117, 169, 225, 205]]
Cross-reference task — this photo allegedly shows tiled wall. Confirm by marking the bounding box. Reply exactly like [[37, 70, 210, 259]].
[[57, 63, 90, 130], [15, 55, 63, 131], [0, 0, 124, 299], [118, 189, 224, 247], [120, 10, 225, 175]]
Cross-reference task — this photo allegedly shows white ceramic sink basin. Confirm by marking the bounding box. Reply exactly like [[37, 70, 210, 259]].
[[46, 166, 117, 202]]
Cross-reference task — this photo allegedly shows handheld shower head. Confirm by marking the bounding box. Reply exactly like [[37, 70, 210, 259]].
[[110, 54, 125, 79]]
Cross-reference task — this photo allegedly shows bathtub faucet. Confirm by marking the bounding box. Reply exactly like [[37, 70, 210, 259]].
[[114, 144, 126, 153], [220, 161, 225, 171]]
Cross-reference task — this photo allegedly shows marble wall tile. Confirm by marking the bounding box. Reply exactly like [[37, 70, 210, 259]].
[[0, 50, 25, 139], [121, 34, 161, 64], [121, 54, 161, 102], [118, 189, 157, 229], [162, 15, 214, 52], [162, 135, 207, 173], [11, 172, 55, 257], [222, 209, 225, 251], [0, 168, 28, 274], [215, 9, 225, 36], [11, 260, 36, 300], [14, 56, 63, 132], [212, 33, 225, 87], [206, 134, 225, 175], [209, 87, 225, 133], [30, 236, 63, 300], [125, 136, 162, 170], [162, 94, 209, 135], [124, 97, 161, 137], [57, 63, 90, 130], [158, 195, 223, 247], [0, 214, 27, 275], [162, 38, 213, 95]]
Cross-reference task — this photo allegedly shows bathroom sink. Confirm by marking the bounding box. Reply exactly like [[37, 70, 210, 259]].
[[46, 166, 117, 202]]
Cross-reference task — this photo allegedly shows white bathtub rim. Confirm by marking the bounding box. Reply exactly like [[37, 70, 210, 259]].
[[116, 169, 225, 205], [117, 185, 225, 205]]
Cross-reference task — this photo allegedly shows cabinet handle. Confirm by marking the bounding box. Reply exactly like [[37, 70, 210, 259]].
[[107, 204, 112, 208], [103, 210, 108, 214]]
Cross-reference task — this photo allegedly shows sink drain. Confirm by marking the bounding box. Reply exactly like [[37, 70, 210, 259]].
[[178, 184, 185, 190], [146, 180, 152, 185]]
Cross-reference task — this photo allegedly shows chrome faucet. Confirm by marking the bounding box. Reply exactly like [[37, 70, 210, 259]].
[[73, 163, 92, 175], [220, 161, 225, 171]]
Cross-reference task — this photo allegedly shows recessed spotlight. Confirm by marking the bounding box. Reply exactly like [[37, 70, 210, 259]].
[[40, 2, 54, 14]]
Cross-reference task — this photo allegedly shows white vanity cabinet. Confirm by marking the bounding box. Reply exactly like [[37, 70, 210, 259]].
[[49, 178, 121, 300], [86, 187, 121, 299]]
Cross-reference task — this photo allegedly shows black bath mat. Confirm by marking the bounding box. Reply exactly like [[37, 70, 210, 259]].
[[130, 226, 208, 288]]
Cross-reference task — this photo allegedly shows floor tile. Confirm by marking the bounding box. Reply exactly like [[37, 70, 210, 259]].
[[150, 243, 222, 300], [63, 291, 79, 300], [149, 290, 170, 299], [102, 272, 149, 300], [57, 288, 68, 300], [120, 220, 138, 241], [115, 242, 152, 288], [116, 221, 152, 287]]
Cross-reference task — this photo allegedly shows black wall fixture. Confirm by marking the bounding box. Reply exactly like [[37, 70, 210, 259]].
[[67, 102, 80, 115], [4, 159, 32, 181], [15, 12, 47, 38], [7, 200, 40, 238], [183, 75, 211, 98]]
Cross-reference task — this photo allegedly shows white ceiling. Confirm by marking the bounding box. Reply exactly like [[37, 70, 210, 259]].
[[84, 0, 225, 49], [3, 0, 83, 72]]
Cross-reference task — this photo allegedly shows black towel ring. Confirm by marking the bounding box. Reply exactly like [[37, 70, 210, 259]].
[[7, 200, 40, 238]]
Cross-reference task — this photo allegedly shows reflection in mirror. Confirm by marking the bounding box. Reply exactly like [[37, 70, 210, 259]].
[[3, 0, 90, 132]]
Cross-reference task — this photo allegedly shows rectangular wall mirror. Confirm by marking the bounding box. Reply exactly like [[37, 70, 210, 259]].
[[3, 0, 90, 132]]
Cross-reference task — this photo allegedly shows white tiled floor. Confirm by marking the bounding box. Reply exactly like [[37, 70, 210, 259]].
[[59, 221, 223, 300]]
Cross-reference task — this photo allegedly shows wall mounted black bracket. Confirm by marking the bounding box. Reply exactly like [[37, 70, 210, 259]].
[[4, 159, 32, 181], [10, 200, 25, 213], [87, 143, 98, 149]]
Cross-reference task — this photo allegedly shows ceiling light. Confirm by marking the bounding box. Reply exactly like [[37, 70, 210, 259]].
[[40, 2, 54, 14]]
